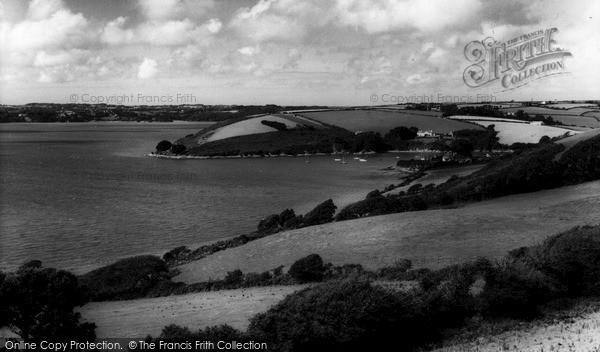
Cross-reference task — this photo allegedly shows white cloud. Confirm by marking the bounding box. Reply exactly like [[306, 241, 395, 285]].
[[138, 0, 214, 21], [334, 0, 482, 33], [27, 0, 63, 20], [137, 57, 158, 79], [101, 17, 218, 47], [33, 49, 86, 67], [229, 0, 328, 42], [2, 7, 90, 52], [206, 18, 222, 34], [238, 46, 259, 56]]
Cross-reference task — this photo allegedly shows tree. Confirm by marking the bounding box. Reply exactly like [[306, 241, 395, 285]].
[[303, 199, 337, 226], [384, 126, 418, 142], [261, 120, 287, 131], [539, 135, 551, 144], [156, 140, 172, 152], [1, 262, 96, 340], [170, 144, 186, 154], [449, 139, 474, 157], [288, 254, 326, 283]]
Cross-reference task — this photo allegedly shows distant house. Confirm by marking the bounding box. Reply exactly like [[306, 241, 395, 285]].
[[530, 121, 543, 126], [417, 130, 434, 137]]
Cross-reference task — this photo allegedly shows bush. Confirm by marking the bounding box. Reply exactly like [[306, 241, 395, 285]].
[[303, 199, 337, 226], [288, 254, 326, 283], [156, 140, 172, 152], [1, 262, 96, 340], [530, 225, 600, 295], [247, 278, 431, 352], [223, 269, 244, 286], [258, 214, 280, 232], [170, 144, 186, 154], [480, 261, 561, 318], [79, 255, 169, 301], [261, 120, 288, 131]]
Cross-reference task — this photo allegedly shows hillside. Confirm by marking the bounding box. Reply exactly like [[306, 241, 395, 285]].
[[174, 179, 600, 283], [448, 115, 580, 144], [300, 110, 482, 135], [79, 285, 308, 337]]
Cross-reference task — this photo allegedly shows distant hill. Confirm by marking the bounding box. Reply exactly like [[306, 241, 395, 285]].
[[172, 113, 391, 157]]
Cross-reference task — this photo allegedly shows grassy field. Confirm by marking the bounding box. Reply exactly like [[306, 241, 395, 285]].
[[300, 110, 481, 135], [430, 301, 600, 352], [174, 180, 600, 283], [459, 120, 578, 144], [79, 285, 308, 337]]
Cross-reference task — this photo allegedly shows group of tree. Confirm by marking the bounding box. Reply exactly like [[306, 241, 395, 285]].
[[0, 261, 96, 341], [149, 225, 600, 352], [156, 140, 187, 155]]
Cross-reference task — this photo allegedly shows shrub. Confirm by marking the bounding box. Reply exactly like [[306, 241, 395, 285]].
[[79, 255, 169, 301], [257, 214, 280, 232], [247, 278, 431, 352], [288, 254, 326, 283], [366, 189, 380, 199], [223, 269, 244, 286], [407, 183, 422, 194], [479, 261, 561, 318], [278, 209, 296, 226], [261, 120, 287, 131], [1, 262, 96, 340], [156, 140, 172, 152], [531, 225, 600, 295], [170, 144, 187, 154], [303, 199, 337, 226]]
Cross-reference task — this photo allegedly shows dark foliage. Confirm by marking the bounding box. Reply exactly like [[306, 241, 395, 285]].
[[156, 140, 173, 152], [170, 144, 187, 154], [0, 263, 96, 340], [79, 255, 170, 301], [303, 199, 337, 226], [288, 254, 326, 283], [261, 120, 288, 131], [247, 278, 431, 352]]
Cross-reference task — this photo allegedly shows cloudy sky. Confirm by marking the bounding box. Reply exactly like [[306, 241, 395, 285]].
[[0, 0, 598, 105]]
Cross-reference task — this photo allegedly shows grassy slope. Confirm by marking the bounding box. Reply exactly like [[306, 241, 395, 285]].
[[430, 301, 600, 352], [470, 121, 578, 144], [301, 110, 482, 135], [174, 179, 600, 283], [186, 127, 354, 157], [79, 285, 308, 338]]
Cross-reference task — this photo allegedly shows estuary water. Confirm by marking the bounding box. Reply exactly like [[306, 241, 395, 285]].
[[0, 122, 405, 274]]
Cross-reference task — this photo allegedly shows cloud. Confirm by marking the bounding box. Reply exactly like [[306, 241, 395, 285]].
[[2, 4, 90, 53], [101, 17, 219, 47], [137, 57, 158, 79], [238, 46, 259, 56], [334, 0, 482, 33], [27, 0, 63, 20], [229, 0, 329, 43], [33, 49, 87, 67], [206, 18, 222, 33], [138, 0, 215, 21]]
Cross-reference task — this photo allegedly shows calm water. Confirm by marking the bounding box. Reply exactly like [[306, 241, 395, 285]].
[[0, 122, 407, 274]]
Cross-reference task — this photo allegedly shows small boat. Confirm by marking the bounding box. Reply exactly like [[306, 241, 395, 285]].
[[353, 157, 360, 160], [334, 158, 341, 162], [358, 158, 367, 162]]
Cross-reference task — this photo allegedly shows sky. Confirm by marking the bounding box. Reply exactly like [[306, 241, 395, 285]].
[[0, 0, 598, 105]]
